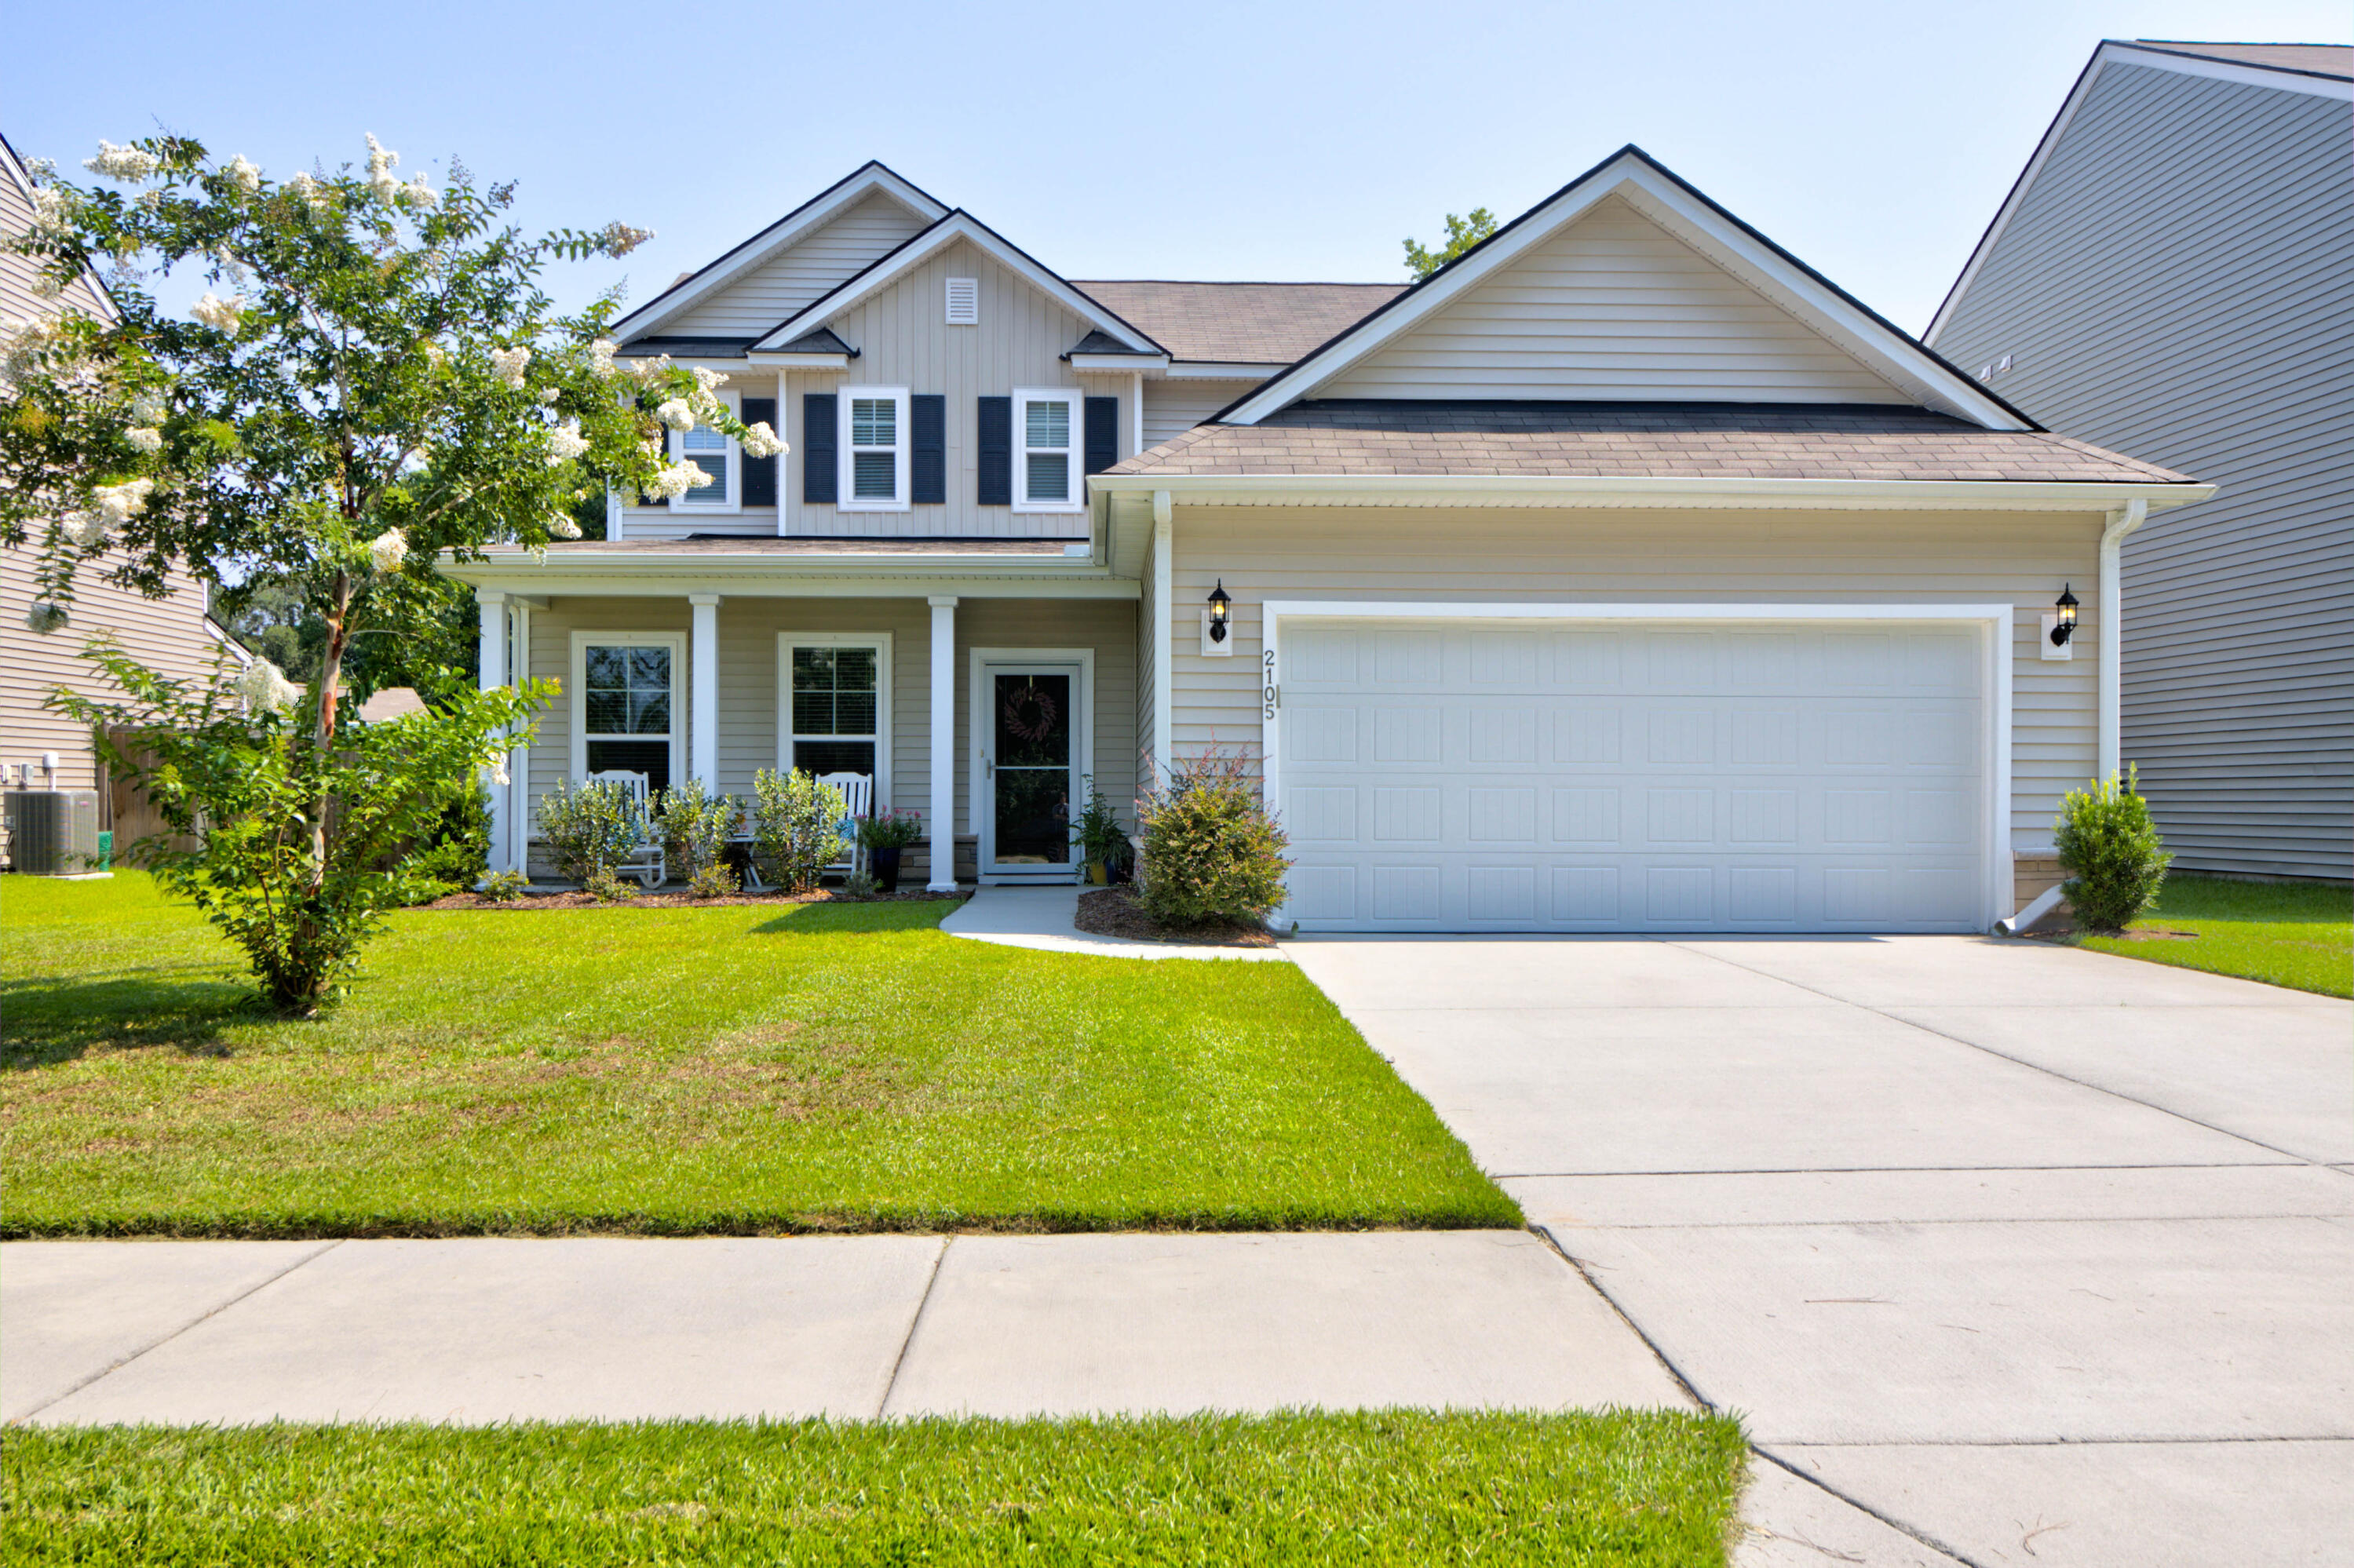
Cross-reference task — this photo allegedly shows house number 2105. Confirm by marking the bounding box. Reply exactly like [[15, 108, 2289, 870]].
[[1263, 649, 1278, 720]]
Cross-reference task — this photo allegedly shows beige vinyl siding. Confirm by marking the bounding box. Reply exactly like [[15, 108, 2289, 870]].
[[1319, 195, 1907, 403], [1161, 505, 2102, 852], [1141, 379, 1259, 449], [661, 193, 931, 338], [1929, 60, 2352, 878], [520, 593, 1136, 853]]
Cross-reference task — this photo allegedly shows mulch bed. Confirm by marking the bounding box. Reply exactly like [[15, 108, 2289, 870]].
[[422, 885, 970, 912], [2016, 921, 2198, 943], [1075, 885, 1280, 948]]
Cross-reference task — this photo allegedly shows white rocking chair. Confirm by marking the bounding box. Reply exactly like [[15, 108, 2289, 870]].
[[584, 769, 666, 888], [817, 771, 873, 878]]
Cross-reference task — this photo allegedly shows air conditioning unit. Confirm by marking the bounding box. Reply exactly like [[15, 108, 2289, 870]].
[[4, 790, 101, 875]]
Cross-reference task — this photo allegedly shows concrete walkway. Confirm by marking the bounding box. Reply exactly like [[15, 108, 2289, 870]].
[[1287, 933, 2354, 1568], [2, 1231, 1681, 1425], [941, 884, 1291, 961]]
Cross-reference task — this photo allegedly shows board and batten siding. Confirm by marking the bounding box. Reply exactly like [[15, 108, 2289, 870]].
[[1161, 506, 2104, 856], [519, 593, 1135, 858], [1930, 60, 2352, 879], [1319, 195, 1908, 403], [661, 192, 931, 338]]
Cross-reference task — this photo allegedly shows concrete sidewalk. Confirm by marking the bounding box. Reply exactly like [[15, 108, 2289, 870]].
[[2, 1231, 1683, 1425], [940, 884, 1291, 961]]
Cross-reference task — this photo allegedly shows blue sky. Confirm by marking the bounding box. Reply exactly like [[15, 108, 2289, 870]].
[[9, 2, 2347, 335]]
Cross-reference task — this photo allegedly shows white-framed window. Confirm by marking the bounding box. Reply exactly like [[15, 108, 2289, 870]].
[[945, 277, 979, 324], [570, 631, 685, 795], [1013, 388, 1082, 512], [668, 388, 739, 512], [838, 385, 909, 512], [777, 633, 892, 799]]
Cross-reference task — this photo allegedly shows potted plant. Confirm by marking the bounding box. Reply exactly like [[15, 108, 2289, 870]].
[[1069, 780, 1128, 887], [856, 808, 923, 894]]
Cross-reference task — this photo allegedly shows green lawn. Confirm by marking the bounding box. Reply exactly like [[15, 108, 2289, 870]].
[[2, 1412, 1749, 1566], [0, 873, 1515, 1237], [2075, 873, 2352, 999]]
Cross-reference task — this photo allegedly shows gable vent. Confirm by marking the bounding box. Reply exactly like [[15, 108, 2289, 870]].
[[945, 277, 980, 325]]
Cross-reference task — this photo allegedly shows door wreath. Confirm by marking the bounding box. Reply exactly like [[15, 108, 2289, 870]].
[[1002, 682, 1060, 744]]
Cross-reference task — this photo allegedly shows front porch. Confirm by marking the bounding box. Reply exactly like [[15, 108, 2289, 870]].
[[454, 542, 1143, 889]]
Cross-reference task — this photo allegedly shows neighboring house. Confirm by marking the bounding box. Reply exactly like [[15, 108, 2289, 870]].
[[0, 131, 246, 858], [1929, 39, 2352, 882], [450, 149, 2210, 932]]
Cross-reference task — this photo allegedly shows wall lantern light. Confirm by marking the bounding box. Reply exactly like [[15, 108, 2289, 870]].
[[2050, 585, 2078, 646], [1206, 581, 1232, 644]]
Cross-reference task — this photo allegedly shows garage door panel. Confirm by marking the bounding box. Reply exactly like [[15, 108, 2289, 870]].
[[1279, 618, 1988, 933]]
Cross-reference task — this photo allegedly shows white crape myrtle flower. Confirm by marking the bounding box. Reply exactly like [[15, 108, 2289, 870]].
[[27, 183, 75, 239], [403, 175, 439, 210], [25, 600, 70, 635], [190, 292, 245, 332], [224, 155, 262, 192], [490, 345, 531, 388], [491, 761, 511, 787], [538, 386, 559, 405], [93, 477, 155, 526], [422, 341, 447, 370], [655, 399, 695, 432], [236, 658, 301, 714], [546, 510, 582, 540], [647, 460, 712, 501], [545, 421, 589, 465], [85, 140, 159, 181], [587, 338, 619, 377], [285, 171, 330, 209], [64, 509, 110, 547], [597, 221, 653, 257], [126, 427, 163, 453], [364, 133, 400, 202], [367, 527, 408, 573], [129, 388, 168, 425], [31, 273, 63, 301], [739, 421, 786, 460]]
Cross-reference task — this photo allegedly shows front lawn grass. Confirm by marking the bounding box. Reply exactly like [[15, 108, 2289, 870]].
[[2, 1411, 1749, 1566], [0, 873, 1516, 1237], [2075, 873, 2352, 998]]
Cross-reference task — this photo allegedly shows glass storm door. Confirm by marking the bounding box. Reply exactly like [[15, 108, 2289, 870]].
[[984, 665, 1076, 876]]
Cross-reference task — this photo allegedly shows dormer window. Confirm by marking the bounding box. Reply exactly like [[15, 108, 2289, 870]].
[[1013, 388, 1082, 512], [670, 388, 739, 512], [839, 386, 910, 512], [946, 277, 979, 325]]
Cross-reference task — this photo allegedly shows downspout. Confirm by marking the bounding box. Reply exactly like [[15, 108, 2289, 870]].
[[2098, 498, 2147, 781]]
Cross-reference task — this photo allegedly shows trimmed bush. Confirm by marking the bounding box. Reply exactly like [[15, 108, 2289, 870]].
[[2055, 765, 2171, 933], [537, 778, 647, 884], [1137, 749, 1290, 928], [750, 768, 848, 894], [655, 779, 742, 889]]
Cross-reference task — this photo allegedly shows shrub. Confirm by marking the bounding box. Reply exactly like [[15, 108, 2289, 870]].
[[400, 780, 492, 901], [536, 778, 647, 884], [1137, 748, 1290, 928], [478, 869, 529, 903], [655, 779, 742, 888], [688, 863, 739, 899], [750, 768, 848, 894], [2055, 765, 2172, 933], [583, 866, 638, 903], [841, 869, 878, 899]]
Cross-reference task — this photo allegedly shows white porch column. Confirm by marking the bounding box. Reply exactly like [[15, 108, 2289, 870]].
[[476, 589, 511, 873], [928, 595, 958, 889], [688, 593, 721, 788]]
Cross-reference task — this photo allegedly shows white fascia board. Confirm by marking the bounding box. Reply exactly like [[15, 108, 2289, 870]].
[[1162, 362, 1283, 379], [1926, 43, 2349, 345], [1224, 151, 2025, 431], [1087, 471, 2216, 512], [753, 213, 1165, 355], [610, 164, 947, 342], [439, 553, 1139, 600], [1069, 352, 1170, 372], [744, 352, 854, 370]]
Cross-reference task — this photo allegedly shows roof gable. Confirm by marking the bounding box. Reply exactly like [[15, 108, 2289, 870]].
[[609, 162, 947, 342], [749, 210, 1162, 355], [1224, 147, 2031, 431]]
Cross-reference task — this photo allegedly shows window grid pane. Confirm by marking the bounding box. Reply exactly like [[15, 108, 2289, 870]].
[[1024, 399, 1069, 449], [789, 644, 881, 742], [1026, 452, 1069, 501], [585, 645, 672, 738], [851, 399, 896, 447]]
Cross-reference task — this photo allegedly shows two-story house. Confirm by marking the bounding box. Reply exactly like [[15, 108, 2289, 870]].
[[449, 150, 2210, 932]]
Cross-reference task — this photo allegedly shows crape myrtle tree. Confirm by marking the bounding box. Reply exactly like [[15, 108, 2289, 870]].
[[1, 133, 785, 1012]]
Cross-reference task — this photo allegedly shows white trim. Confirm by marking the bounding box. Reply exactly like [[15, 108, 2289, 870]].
[[776, 631, 893, 808], [568, 629, 688, 790], [478, 591, 510, 871], [668, 388, 741, 513], [1151, 503, 1173, 786], [945, 276, 980, 325], [1089, 471, 2213, 512], [609, 163, 947, 342], [838, 385, 911, 512], [929, 597, 958, 888], [688, 593, 721, 786], [1223, 150, 2027, 431], [1162, 362, 1285, 379], [1012, 387, 1085, 513], [753, 212, 1164, 355], [744, 352, 855, 371], [1068, 352, 1170, 373], [1130, 372, 1144, 457], [1257, 599, 2017, 931], [969, 646, 1095, 882], [509, 598, 532, 871], [1927, 45, 2351, 345]]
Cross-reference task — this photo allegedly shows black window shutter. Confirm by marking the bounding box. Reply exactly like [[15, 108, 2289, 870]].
[[802, 393, 837, 505], [1084, 396, 1119, 475], [976, 396, 1012, 506], [911, 394, 946, 505], [740, 396, 777, 508]]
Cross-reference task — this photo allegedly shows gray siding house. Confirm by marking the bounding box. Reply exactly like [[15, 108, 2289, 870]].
[[1930, 39, 2352, 881]]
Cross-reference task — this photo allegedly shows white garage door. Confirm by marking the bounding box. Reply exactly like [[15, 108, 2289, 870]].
[[1276, 618, 1988, 933]]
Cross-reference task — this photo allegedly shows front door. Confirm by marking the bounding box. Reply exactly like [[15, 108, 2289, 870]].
[[981, 664, 1078, 878]]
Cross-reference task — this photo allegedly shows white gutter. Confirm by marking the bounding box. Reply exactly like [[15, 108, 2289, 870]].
[[1999, 879, 2069, 936], [1089, 472, 2214, 513], [2097, 498, 2148, 780]]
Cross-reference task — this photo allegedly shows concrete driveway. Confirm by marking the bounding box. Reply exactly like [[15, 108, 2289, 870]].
[[1287, 934, 2354, 1568]]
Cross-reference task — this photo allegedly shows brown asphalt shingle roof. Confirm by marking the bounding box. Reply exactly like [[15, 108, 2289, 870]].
[[1105, 402, 2200, 485], [1073, 281, 1407, 364]]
